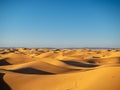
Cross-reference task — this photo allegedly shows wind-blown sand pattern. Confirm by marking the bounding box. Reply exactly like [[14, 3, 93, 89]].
[[0, 48, 120, 90]]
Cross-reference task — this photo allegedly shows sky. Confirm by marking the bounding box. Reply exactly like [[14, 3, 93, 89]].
[[0, 0, 120, 48]]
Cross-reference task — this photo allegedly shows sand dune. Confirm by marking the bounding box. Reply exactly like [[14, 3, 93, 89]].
[[0, 48, 120, 90]]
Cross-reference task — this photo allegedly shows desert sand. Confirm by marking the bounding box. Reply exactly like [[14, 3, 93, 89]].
[[0, 48, 120, 90]]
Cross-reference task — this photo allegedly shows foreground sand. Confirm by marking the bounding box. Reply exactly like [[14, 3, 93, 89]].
[[0, 48, 120, 90]]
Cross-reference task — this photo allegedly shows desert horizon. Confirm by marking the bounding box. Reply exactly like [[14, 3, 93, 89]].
[[0, 48, 120, 90], [1, 47, 120, 49], [0, 0, 120, 90]]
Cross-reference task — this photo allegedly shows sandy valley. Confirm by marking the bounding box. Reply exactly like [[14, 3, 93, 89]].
[[0, 48, 120, 90]]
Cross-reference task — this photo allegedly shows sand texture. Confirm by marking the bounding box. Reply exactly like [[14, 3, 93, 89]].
[[0, 48, 120, 90]]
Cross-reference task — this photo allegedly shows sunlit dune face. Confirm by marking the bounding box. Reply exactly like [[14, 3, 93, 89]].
[[0, 48, 120, 90]]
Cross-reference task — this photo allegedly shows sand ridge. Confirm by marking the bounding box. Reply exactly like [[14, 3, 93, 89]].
[[0, 48, 120, 90]]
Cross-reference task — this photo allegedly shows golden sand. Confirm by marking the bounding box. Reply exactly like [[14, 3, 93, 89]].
[[0, 48, 120, 90]]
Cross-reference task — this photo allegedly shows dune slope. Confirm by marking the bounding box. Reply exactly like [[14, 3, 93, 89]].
[[0, 48, 120, 90]]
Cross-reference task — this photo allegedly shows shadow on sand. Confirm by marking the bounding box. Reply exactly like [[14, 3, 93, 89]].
[[10, 68, 54, 75], [0, 58, 11, 66], [0, 73, 11, 90], [61, 60, 98, 68]]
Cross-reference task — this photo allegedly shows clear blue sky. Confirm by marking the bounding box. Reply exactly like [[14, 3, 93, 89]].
[[0, 0, 120, 48]]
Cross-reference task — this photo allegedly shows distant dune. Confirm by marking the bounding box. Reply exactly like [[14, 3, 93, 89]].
[[0, 48, 120, 90]]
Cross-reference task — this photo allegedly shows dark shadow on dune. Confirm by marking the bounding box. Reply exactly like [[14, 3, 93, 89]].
[[86, 59, 96, 64], [0, 73, 11, 90], [10, 68, 54, 75], [0, 58, 11, 66], [61, 60, 98, 68]]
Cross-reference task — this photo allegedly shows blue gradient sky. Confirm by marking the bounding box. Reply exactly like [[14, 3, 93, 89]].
[[0, 0, 120, 48]]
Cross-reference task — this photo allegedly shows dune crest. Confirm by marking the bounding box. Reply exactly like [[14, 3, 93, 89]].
[[0, 48, 120, 90]]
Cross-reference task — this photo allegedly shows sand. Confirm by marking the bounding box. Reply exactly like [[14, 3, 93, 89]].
[[0, 48, 120, 90]]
